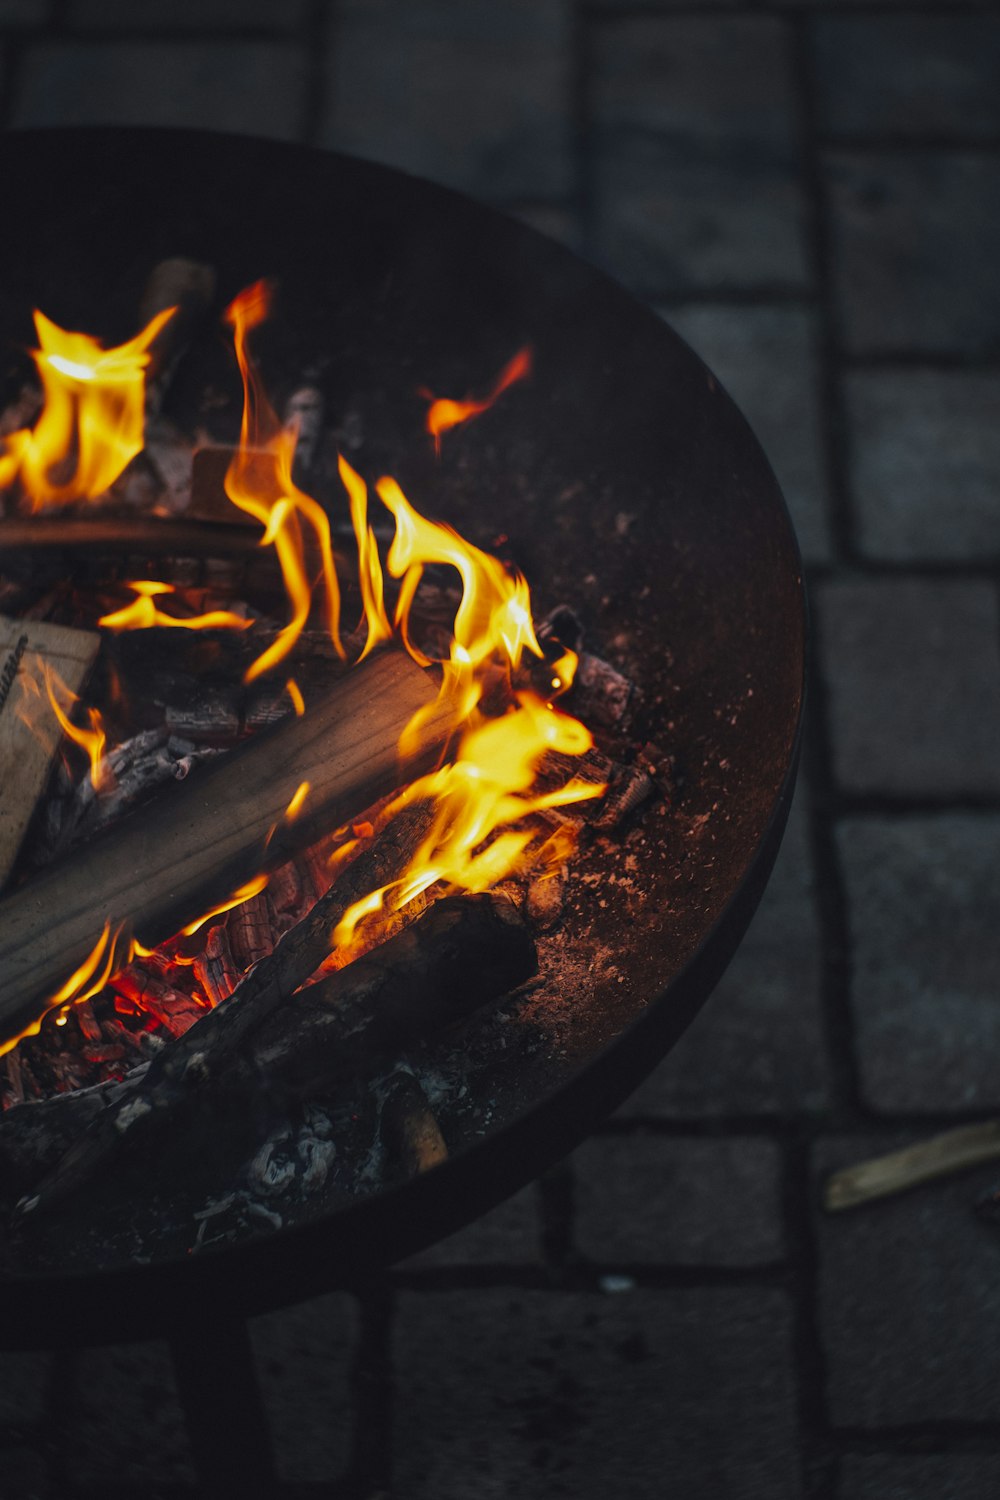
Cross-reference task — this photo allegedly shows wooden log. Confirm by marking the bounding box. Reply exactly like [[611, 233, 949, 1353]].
[[823, 1121, 1000, 1212], [16, 893, 536, 1216], [0, 516, 263, 556], [0, 649, 455, 1037], [0, 615, 100, 891], [7, 798, 437, 1212]]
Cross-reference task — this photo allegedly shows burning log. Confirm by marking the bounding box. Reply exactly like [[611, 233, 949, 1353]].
[[0, 649, 455, 1035], [0, 615, 100, 890], [13, 893, 536, 1218]]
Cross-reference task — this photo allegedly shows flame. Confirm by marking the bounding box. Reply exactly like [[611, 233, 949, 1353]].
[[422, 347, 533, 455], [1, 288, 606, 1068], [285, 781, 310, 821], [224, 283, 344, 678], [0, 306, 175, 509], [0, 919, 127, 1058], [338, 455, 393, 660], [334, 693, 602, 949], [98, 580, 252, 633], [34, 659, 107, 791], [180, 874, 270, 938]]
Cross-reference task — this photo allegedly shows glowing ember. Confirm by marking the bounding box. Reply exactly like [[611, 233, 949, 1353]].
[[0, 305, 175, 509]]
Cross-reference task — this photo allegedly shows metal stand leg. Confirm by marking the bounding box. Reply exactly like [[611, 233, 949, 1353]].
[[170, 1315, 277, 1499]]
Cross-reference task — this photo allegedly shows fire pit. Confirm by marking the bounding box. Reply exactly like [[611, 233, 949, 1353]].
[[0, 128, 804, 1356]]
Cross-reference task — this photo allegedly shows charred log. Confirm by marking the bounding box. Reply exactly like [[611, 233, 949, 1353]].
[[11, 893, 536, 1220]]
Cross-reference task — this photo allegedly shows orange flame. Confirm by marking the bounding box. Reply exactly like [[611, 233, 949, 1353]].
[[334, 693, 601, 949], [2, 290, 603, 1062], [422, 347, 533, 455], [36, 660, 108, 791], [180, 874, 270, 937], [224, 283, 344, 678], [337, 455, 393, 660], [0, 306, 175, 509], [98, 580, 253, 633]]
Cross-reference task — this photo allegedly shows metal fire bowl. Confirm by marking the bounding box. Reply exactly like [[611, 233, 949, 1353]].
[[0, 129, 805, 1348]]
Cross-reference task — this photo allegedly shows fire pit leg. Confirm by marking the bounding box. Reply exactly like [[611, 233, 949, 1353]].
[[170, 1316, 276, 1498]]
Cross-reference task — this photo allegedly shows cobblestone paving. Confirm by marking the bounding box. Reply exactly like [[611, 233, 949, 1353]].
[[1, 2, 998, 1496]]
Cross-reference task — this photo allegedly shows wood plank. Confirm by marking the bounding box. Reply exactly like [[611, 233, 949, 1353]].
[[0, 615, 100, 892], [0, 649, 454, 1037]]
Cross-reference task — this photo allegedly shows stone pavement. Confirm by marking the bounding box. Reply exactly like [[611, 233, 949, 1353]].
[[1, 1, 999, 1496]]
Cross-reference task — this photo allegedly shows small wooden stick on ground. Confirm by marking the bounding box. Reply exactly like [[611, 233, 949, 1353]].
[[823, 1120, 1000, 1212]]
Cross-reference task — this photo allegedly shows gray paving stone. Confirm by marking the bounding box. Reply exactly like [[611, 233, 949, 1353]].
[[0, 1349, 49, 1424], [827, 150, 1000, 357], [592, 17, 808, 295], [320, 0, 572, 202], [393, 1287, 801, 1499], [573, 1134, 785, 1266], [839, 814, 1000, 1115], [0, 0, 47, 23], [818, 578, 1000, 798], [664, 302, 833, 563], [813, 16, 1000, 141], [619, 786, 830, 1118], [398, 1184, 541, 1269], [0, 1448, 47, 1499], [12, 41, 307, 140], [815, 1134, 1000, 1425], [847, 369, 1000, 563], [250, 1292, 357, 1484], [70, 0, 308, 25], [68, 1339, 195, 1483], [838, 1453, 1000, 1500]]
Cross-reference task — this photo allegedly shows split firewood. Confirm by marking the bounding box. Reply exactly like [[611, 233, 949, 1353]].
[[823, 1121, 1000, 1212], [0, 648, 455, 1035], [0, 615, 100, 891], [379, 1069, 448, 1177], [14, 893, 536, 1219]]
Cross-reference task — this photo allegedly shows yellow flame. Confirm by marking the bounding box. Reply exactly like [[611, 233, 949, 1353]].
[[285, 780, 310, 821], [338, 454, 393, 660], [285, 678, 306, 716], [334, 693, 603, 950], [224, 282, 344, 678], [38, 659, 107, 791], [181, 874, 270, 937], [0, 306, 175, 509], [98, 580, 253, 633], [0, 919, 125, 1058]]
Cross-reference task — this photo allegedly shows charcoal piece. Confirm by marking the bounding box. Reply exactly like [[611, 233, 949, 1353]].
[[572, 651, 634, 728]]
